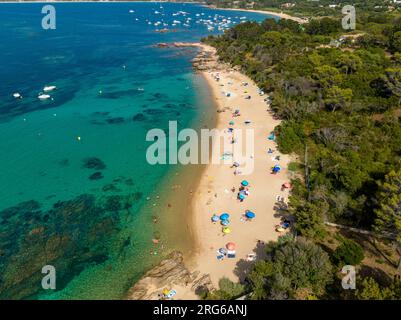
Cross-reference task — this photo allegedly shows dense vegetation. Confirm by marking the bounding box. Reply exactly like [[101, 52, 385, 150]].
[[206, 0, 400, 18], [203, 11, 401, 299]]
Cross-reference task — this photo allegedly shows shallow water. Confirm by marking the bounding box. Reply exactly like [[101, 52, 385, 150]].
[[0, 2, 271, 299]]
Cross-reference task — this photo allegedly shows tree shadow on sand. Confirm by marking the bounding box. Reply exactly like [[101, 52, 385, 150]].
[[233, 240, 270, 283], [273, 201, 293, 222]]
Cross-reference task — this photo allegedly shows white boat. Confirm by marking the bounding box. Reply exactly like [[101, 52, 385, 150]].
[[13, 92, 22, 99], [38, 94, 51, 100], [129, 10, 134, 13], [43, 85, 57, 92]]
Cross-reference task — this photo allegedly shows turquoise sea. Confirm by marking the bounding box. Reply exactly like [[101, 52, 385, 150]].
[[0, 2, 270, 299]]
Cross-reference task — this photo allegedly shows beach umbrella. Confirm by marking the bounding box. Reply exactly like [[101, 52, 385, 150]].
[[211, 215, 219, 222], [238, 193, 246, 200], [283, 182, 292, 189], [222, 227, 231, 234], [220, 213, 230, 220], [273, 165, 281, 173], [245, 211, 256, 219], [226, 242, 236, 250], [241, 180, 249, 186], [221, 219, 230, 226], [229, 121, 235, 125]]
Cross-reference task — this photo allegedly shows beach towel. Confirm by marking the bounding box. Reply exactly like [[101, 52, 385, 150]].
[[167, 290, 177, 299]]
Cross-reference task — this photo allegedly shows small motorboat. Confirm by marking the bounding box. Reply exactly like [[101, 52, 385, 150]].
[[43, 85, 57, 92], [13, 92, 22, 99], [38, 94, 51, 100]]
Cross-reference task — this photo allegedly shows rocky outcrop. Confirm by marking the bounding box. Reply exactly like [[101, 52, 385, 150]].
[[154, 42, 223, 72], [156, 43, 169, 48], [126, 251, 213, 300]]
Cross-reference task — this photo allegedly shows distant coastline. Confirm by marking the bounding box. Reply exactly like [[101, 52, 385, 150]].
[[0, 1, 308, 24], [0, 1, 203, 3], [203, 5, 308, 24]]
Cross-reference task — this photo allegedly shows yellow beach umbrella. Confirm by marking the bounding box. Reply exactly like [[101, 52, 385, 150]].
[[223, 227, 231, 234]]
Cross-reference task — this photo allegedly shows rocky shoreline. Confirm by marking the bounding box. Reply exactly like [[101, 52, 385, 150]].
[[155, 42, 223, 72], [126, 251, 214, 300]]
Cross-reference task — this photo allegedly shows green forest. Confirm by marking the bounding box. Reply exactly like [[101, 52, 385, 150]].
[[206, 0, 398, 17], [202, 9, 401, 299]]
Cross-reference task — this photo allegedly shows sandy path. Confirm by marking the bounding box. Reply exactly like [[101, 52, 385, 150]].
[[188, 45, 292, 287]]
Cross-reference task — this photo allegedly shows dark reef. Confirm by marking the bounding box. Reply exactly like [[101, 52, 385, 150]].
[[0, 188, 147, 299], [83, 157, 106, 170], [132, 113, 146, 122], [89, 172, 104, 180], [0, 194, 120, 299]]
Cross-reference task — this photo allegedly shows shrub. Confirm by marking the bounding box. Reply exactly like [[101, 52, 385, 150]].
[[333, 238, 364, 266], [203, 278, 245, 300]]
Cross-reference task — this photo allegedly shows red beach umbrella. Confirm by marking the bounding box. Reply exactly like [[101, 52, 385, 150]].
[[226, 242, 236, 250], [283, 182, 292, 189]]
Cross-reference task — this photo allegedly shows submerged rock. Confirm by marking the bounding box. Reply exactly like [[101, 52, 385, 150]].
[[104, 195, 122, 211], [102, 184, 121, 192], [89, 172, 104, 180], [83, 157, 106, 170], [0, 194, 120, 299], [131, 192, 143, 201], [132, 113, 146, 122], [106, 117, 125, 124], [143, 108, 164, 116]]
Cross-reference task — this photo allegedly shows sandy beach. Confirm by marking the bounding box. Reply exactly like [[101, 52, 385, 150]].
[[186, 44, 292, 287], [128, 43, 293, 300], [207, 6, 308, 24]]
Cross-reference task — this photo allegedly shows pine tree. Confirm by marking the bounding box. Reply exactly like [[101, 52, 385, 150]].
[[374, 162, 401, 270]]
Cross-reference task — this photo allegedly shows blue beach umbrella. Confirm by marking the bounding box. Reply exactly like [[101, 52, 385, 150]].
[[245, 211, 255, 219], [221, 219, 230, 226], [241, 180, 249, 186], [220, 213, 230, 220], [238, 193, 246, 200], [211, 215, 219, 222], [273, 165, 281, 173]]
